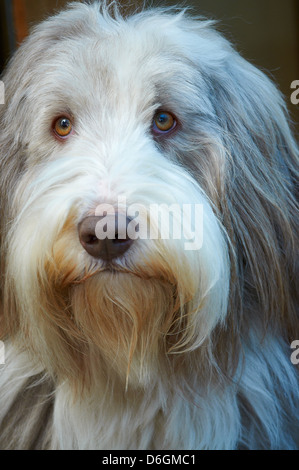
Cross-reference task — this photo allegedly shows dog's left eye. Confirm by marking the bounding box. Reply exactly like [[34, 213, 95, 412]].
[[152, 111, 177, 134], [53, 117, 73, 139]]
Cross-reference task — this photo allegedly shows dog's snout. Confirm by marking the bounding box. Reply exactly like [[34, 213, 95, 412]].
[[78, 214, 134, 261]]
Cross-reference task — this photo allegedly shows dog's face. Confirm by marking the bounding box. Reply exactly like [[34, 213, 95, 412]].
[[0, 3, 297, 392]]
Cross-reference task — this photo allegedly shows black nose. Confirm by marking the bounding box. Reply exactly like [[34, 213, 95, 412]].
[[78, 214, 134, 261]]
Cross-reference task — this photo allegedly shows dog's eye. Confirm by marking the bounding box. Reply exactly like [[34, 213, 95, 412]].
[[53, 117, 73, 139], [153, 111, 177, 134]]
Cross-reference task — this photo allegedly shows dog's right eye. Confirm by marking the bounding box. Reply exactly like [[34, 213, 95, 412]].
[[152, 111, 177, 135], [53, 116, 73, 140]]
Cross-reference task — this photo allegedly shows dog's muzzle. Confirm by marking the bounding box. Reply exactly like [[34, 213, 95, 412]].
[[78, 214, 134, 261]]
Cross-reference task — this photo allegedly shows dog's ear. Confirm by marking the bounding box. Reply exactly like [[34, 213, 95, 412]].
[[0, 99, 25, 338], [200, 40, 299, 340], [0, 71, 28, 225], [0, 42, 32, 337]]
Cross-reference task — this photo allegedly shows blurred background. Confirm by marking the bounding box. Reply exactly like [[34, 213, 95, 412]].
[[0, 0, 298, 128]]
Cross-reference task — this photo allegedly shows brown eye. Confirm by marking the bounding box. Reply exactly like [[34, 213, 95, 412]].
[[53, 116, 73, 139], [153, 111, 176, 134]]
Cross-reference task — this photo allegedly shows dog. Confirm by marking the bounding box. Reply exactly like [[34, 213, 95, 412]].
[[0, 1, 298, 450]]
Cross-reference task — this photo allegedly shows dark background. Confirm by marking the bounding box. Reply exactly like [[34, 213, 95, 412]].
[[1, 0, 298, 129]]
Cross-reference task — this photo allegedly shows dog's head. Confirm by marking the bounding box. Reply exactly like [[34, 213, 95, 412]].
[[0, 2, 297, 392]]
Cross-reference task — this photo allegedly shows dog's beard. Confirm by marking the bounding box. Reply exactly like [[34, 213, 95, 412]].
[[4, 154, 230, 391], [71, 272, 178, 386]]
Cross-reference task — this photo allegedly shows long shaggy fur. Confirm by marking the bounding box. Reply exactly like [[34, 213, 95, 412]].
[[0, 1, 298, 450]]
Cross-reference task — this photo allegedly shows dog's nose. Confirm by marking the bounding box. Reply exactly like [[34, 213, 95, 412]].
[[78, 214, 134, 261]]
